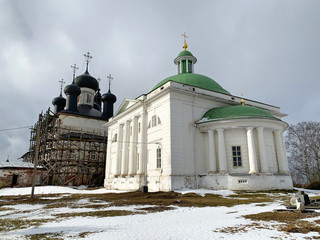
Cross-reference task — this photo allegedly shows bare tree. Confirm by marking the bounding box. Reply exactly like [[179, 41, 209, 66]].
[[285, 121, 320, 185]]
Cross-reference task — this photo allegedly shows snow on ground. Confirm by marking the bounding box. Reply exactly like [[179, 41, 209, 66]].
[[177, 188, 235, 197], [0, 186, 320, 239], [0, 185, 126, 196]]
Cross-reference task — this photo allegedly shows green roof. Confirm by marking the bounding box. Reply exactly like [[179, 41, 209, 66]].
[[152, 73, 231, 95], [177, 50, 193, 57], [198, 105, 277, 123]]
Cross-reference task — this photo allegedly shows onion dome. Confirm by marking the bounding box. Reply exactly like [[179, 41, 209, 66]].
[[93, 102, 100, 110], [52, 95, 66, 106], [197, 105, 277, 124], [74, 70, 99, 91], [64, 82, 81, 95], [102, 90, 117, 103]]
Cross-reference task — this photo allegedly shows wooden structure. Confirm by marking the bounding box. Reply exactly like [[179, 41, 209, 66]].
[[26, 109, 107, 186]]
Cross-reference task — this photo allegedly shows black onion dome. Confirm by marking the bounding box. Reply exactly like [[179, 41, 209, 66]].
[[102, 90, 117, 103], [74, 70, 99, 91], [52, 95, 66, 106], [64, 83, 81, 96]]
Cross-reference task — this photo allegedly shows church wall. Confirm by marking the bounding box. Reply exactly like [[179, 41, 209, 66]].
[[59, 114, 107, 133], [169, 90, 226, 177], [224, 129, 250, 173], [146, 94, 171, 177], [253, 129, 261, 171], [264, 129, 279, 173], [195, 130, 207, 174]]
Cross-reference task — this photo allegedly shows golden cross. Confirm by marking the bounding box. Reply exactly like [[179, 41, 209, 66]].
[[181, 32, 188, 43]]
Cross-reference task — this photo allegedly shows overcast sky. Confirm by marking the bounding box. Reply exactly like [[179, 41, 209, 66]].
[[1, 0, 319, 162]]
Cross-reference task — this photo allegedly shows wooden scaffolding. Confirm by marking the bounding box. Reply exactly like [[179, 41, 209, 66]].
[[27, 109, 107, 186]]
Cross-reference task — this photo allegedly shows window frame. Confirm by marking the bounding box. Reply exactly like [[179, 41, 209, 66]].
[[156, 147, 162, 169], [232, 146, 242, 167]]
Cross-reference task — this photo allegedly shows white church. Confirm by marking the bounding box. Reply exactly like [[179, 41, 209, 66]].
[[104, 39, 293, 191]]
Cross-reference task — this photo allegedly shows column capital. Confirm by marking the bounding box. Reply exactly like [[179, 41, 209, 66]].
[[246, 127, 254, 131], [216, 128, 224, 133]]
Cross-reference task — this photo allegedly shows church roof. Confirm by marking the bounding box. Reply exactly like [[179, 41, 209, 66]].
[[177, 50, 193, 57], [152, 73, 231, 95], [74, 70, 99, 91], [198, 105, 277, 123]]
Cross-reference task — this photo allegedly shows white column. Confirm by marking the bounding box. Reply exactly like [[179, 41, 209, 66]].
[[257, 127, 269, 173], [247, 127, 258, 174], [105, 131, 112, 178], [274, 130, 287, 173], [128, 116, 138, 175], [186, 59, 188, 72], [138, 108, 147, 175], [217, 128, 227, 172], [121, 121, 130, 175], [114, 124, 123, 175], [208, 130, 217, 173], [179, 60, 182, 73]]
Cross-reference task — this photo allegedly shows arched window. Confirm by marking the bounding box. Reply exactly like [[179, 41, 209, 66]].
[[112, 133, 117, 143], [148, 115, 162, 128]]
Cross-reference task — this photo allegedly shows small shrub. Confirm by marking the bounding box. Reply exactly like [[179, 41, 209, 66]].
[[0, 181, 5, 189], [306, 181, 320, 190]]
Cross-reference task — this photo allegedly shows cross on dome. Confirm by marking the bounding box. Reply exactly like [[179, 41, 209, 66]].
[[181, 32, 188, 50], [70, 64, 79, 81], [58, 78, 65, 96], [83, 52, 93, 71], [107, 74, 113, 92], [240, 94, 245, 106]]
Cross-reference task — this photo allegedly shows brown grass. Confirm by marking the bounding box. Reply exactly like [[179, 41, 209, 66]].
[[0, 218, 51, 232], [53, 210, 140, 218]]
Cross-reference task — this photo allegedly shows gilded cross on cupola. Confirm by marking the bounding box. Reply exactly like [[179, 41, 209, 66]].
[[58, 78, 65, 96], [83, 52, 93, 71], [70, 64, 79, 81], [181, 32, 188, 51], [107, 74, 113, 92], [240, 94, 245, 106]]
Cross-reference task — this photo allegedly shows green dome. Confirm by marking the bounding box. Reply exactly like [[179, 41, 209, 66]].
[[177, 50, 193, 57], [198, 105, 277, 123], [152, 73, 231, 95]]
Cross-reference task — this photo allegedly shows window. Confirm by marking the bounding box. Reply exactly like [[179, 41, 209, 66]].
[[232, 146, 242, 167], [87, 94, 92, 103], [152, 115, 157, 127], [188, 62, 192, 73], [156, 148, 161, 168], [69, 150, 76, 159], [138, 122, 141, 133], [112, 134, 117, 143], [148, 115, 162, 128], [91, 152, 96, 160]]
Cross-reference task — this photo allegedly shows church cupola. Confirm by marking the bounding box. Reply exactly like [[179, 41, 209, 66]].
[[174, 33, 197, 74], [64, 64, 81, 112], [52, 79, 66, 114], [102, 74, 117, 120], [74, 52, 99, 107]]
